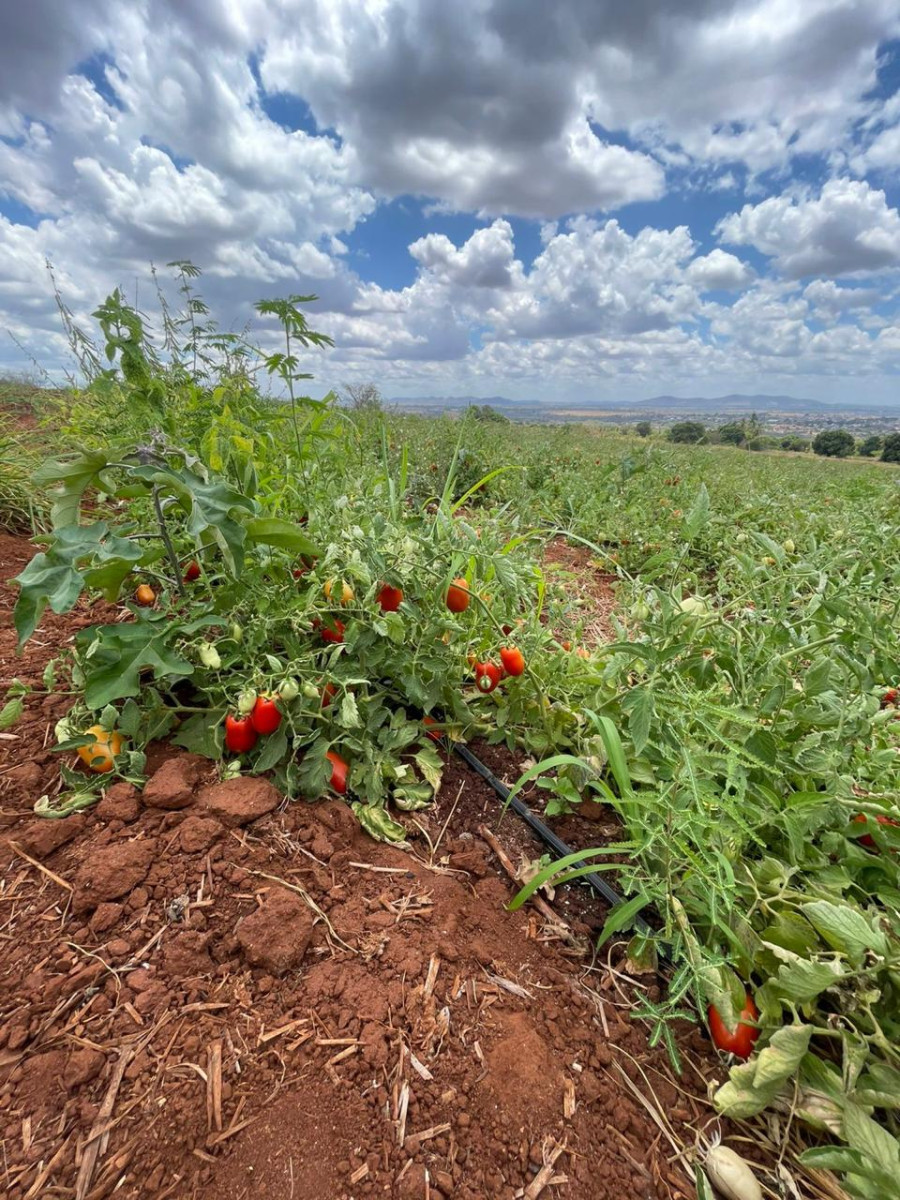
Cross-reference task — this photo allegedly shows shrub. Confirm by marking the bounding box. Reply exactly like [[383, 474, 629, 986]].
[[780, 435, 810, 452], [812, 429, 855, 458], [668, 421, 706, 444], [635, 421, 652, 437], [858, 435, 883, 458], [880, 433, 900, 464]]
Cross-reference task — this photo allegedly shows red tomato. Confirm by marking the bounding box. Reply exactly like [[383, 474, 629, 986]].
[[250, 694, 282, 735], [474, 661, 502, 693], [423, 716, 443, 743], [853, 812, 900, 849], [708, 995, 760, 1060], [446, 578, 470, 613], [183, 560, 201, 582], [377, 583, 403, 613], [500, 646, 525, 677], [321, 681, 337, 708], [225, 714, 258, 754], [326, 749, 348, 795], [315, 618, 345, 644], [881, 688, 899, 708]]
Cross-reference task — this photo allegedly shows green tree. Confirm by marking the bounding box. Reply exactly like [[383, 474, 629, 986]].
[[635, 420, 652, 437], [858, 435, 882, 457], [718, 421, 747, 445], [668, 421, 706, 444], [812, 429, 855, 458], [881, 433, 900, 463]]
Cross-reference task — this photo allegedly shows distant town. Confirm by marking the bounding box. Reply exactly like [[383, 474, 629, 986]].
[[388, 393, 900, 438]]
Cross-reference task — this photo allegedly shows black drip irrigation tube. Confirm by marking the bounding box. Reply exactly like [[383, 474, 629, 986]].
[[449, 739, 657, 943]]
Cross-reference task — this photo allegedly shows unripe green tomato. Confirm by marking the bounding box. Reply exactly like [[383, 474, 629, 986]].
[[198, 642, 222, 669], [230, 623, 244, 644], [301, 682, 320, 700], [782, 539, 795, 553], [237, 688, 257, 715], [279, 677, 300, 701]]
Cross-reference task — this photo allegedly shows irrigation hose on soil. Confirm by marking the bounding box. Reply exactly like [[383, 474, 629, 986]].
[[449, 740, 655, 940]]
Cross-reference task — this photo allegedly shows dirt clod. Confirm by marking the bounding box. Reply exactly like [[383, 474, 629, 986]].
[[198, 776, 281, 827], [236, 887, 314, 974], [72, 838, 156, 911], [142, 752, 208, 809]]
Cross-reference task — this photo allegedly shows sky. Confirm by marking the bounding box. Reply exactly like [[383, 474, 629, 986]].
[[1, 0, 900, 405]]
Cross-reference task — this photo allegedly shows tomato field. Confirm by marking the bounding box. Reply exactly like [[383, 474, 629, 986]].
[[1, 273, 900, 1199]]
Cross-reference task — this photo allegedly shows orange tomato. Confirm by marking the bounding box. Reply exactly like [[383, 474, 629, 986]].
[[135, 584, 156, 606], [77, 725, 124, 773]]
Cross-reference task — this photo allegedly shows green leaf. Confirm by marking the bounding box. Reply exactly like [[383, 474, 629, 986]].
[[623, 686, 654, 756], [595, 894, 650, 947], [75, 618, 195, 708], [34, 449, 111, 526], [244, 516, 319, 557], [352, 802, 407, 843], [0, 697, 24, 730], [252, 724, 289, 772], [172, 711, 223, 758], [393, 783, 433, 810], [752, 1024, 812, 1091], [683, 482, 710, 539], [715, 1025, 812, 1118], [842, 1103, 900, 1192], [13, 553, 85, 646], [857, 1063, 900, 1111], [770, 958, 844, 1004], [414, 745, 443, 793], [801, 900, 888, 967], [338, 692, 361, 730]]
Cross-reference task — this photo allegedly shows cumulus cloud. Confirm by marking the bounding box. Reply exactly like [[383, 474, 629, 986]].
[[0, 0, 898, 401], [686, 249, 754, 290], [716, 179, 900, 277]]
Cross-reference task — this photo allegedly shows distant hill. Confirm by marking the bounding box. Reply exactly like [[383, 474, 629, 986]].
[[390, 392, 837, 413], [633, 393, 832, 413], [389, 392, 895, 416]]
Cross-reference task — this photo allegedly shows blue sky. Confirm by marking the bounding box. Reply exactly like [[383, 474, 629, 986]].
[[1, 1, 900, 404]]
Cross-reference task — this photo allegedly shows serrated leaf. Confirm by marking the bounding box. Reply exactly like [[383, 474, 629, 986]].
[[339, 692, 361, 729], [13, 554, 85, 645], [34, 448, 111, 526], [414, 745, 443, 792], [624, 686, 654, 756], [770, 958, 844, 1004], [801, 900, 888, 967], [752, 1024, 812, 1090], [74, 618, 195, 708]]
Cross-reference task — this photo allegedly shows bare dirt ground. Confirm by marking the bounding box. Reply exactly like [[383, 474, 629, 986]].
[[0, 528, 747, 1200]]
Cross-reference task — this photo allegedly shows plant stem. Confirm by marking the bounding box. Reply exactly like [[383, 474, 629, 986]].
[[152, 485, 186, 597]]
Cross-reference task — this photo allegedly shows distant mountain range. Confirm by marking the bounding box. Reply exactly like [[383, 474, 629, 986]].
[[390, 392, 890, 415], [631, 393, 832, 413]]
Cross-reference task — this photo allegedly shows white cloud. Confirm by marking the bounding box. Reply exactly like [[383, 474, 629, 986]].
[[716, 179, 900, 277], [0, 1, 899, 403], [687, 249, 754, 290]]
